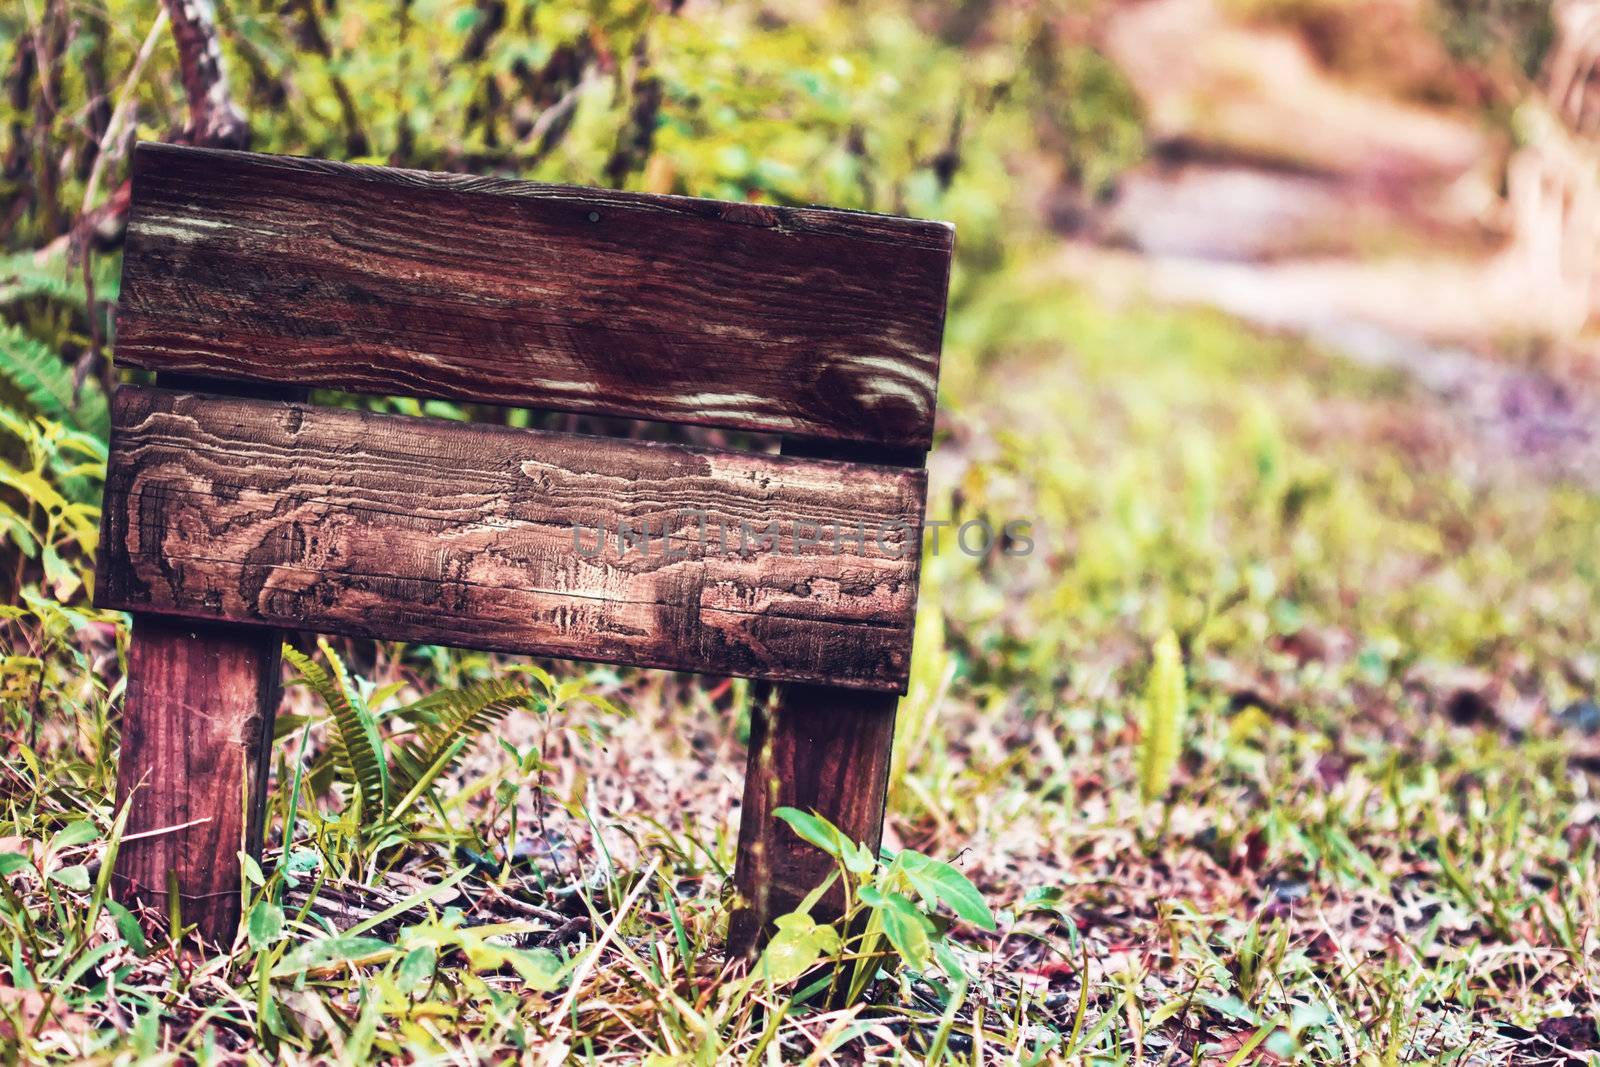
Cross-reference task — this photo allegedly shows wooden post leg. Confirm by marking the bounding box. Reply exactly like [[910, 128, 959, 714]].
[[728, 683, 899, 958], [114, 615, 282, 944]]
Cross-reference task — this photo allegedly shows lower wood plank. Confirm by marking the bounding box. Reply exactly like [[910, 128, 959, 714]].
[[114, 615, 281, 943], [96, 386, 925, 692]]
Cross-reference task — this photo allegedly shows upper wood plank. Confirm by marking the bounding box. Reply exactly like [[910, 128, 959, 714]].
[[96, 386, 926, 691], [114, 143, 953, 450]]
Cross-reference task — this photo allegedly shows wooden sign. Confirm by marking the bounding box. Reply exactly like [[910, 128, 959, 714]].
[[96, 142, 953, 949]]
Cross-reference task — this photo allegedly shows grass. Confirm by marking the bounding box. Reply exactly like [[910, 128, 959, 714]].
[[2, 259, 1598, 1062]]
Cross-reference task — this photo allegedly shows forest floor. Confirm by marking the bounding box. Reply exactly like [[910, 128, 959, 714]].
[[18, 235, 1600, 1061]]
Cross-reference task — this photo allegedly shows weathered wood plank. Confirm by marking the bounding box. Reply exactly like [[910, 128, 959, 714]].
[[96, 386, 926, 691], [114, 142, 953, 449]]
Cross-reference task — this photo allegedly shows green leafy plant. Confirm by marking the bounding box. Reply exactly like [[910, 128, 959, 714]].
[[0, 249, 116, 440], [0, 323, 105, 441], [283, 640, 407, 830], [282, 640, 621, 859], [282, 642, 534, 834], [760, 807, 996, 1005], [0, 409, 105, 602]]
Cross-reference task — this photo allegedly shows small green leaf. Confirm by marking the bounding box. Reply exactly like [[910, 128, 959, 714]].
[[901, 852, 996, 931], [775, 807, 847, 859], [49, 865, 90, 891], [106, 899, 148, 956], [260, 994, 288, 1039], [875, 891, 933, 971], [933, 941, 968, 982], [0, 853, 31, 876], [40, 543, 78, 598], [843, 838, 875, 876], [247, 901, 285, 949], [463, 937, 567, 991], [759, 911, 841, 984], [272, 936, 395, 977], [395, 945, 437, 994], [1019, 886, 1068, 913], [345, 990, 381, 1064], [507, 948, 567, 991], [50, 820, 97, 851], [283, 849, 320, 878]]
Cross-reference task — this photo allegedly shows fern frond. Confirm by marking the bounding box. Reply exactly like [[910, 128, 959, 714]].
[[283, 642, 391, 820], [319, 637, 392, 815], [1137, 629, 1188, 805], [0, 249, 119, 308], [0, 250, 84, 307], [390, 678, 538, 797], [0, 321, 109, 439]]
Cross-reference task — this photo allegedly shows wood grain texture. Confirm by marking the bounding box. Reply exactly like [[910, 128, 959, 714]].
[[114, 615, 281, 943], [96, 386, 926, 691], [114, 142, 953, 449], [728, 684, 899, 957]]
